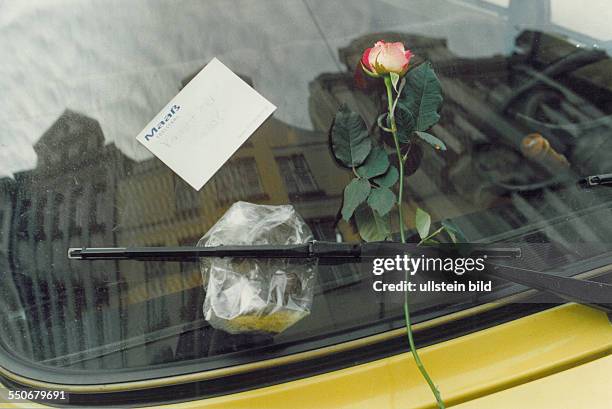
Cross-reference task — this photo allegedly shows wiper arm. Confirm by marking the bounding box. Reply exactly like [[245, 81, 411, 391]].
[[578, 173, 612, 188], [486, 262, 612, 312]]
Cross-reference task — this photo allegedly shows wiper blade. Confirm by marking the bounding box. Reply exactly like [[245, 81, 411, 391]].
[[68, 242, 518, 261], [578, 173, 612, 188], [68, 242, 362, 261], [69, 242, 612, 310]]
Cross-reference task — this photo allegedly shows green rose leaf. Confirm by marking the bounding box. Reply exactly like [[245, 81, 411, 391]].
[[367, 186, 396, 217], [415, 207, 431, 239], [355, 204, 391, 242], [415, 131, 447, 151], [341, 178, 371, 221], [441, 219, 468, 243], [394, 102, 416, 143], [331, 105, 372, 167], [356, 146, 390, 178], [373, 165, 399, 187], [401, 62, 443, 132]]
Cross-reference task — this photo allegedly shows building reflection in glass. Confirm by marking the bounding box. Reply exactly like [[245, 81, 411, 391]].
[[2, 25, 612, 371]]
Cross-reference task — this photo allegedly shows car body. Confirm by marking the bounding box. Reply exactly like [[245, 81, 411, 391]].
[[1, 1, 611, 407]]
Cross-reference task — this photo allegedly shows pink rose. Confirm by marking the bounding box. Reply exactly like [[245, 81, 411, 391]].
[[361, 41, 413, 77]]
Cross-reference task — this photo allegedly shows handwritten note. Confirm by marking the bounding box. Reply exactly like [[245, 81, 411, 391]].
[[136, 58, 276, 190]]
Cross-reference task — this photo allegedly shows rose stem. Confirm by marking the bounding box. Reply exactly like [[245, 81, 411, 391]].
[[383, 75, 445, 409]]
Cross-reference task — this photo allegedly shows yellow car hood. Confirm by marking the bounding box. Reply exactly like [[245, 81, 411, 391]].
[[165, 303, 612, 409]]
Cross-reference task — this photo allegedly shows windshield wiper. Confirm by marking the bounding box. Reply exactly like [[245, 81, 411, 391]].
[[69, 242, 612, 311], [578, 173, 612, 188], [68, 242, 362, 261], [68, 242, 520, 261]]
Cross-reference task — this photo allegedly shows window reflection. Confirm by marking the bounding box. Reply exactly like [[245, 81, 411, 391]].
[[213, 157, 266, 205], [51, 193, 64, 240], [277, 154, 321, 199], [0, 0, 612, 376]]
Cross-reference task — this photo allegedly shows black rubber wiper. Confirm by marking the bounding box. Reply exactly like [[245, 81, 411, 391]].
[[68, 242, 612, 311], [68, 242, 519, 262], [578, 173, 612, 188], [68, 242, 362, 261]]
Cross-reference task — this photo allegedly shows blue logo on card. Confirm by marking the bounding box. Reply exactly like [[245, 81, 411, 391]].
[[144, 104, 181, 141]]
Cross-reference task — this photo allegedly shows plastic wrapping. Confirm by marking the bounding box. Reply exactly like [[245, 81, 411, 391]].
[[197, 201, 316, 334]]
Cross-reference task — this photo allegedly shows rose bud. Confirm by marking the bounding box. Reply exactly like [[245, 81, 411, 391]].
[[361, 40, 413, 78]]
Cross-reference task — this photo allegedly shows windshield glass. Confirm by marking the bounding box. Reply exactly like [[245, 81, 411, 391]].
[[1, 0, 612, 382]]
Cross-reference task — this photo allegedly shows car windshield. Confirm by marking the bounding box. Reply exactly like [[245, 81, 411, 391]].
[[1, 0, 612, 384]]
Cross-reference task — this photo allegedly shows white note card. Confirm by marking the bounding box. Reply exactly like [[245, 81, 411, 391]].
[[136, 58, 277, 190]]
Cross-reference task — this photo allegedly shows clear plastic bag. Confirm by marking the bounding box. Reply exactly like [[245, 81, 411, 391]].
[[197, 201, 316, 334]]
